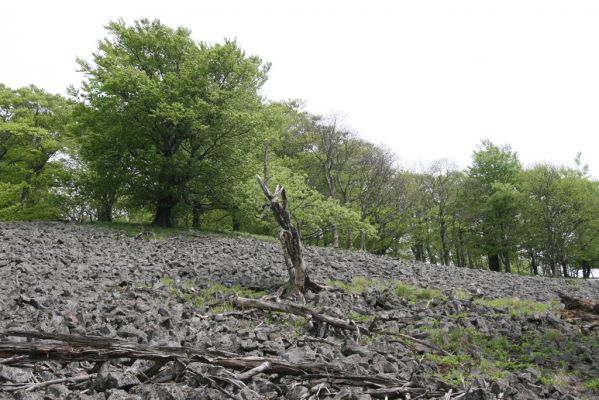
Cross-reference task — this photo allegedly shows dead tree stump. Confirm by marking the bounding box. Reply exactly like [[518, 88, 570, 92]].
[[257, 175, 323, 298]]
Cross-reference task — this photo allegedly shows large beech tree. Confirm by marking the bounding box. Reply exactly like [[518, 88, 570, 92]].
[[76, 19, 269, 226]]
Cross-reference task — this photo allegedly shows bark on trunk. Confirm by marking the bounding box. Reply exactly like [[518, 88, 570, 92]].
[[257, 176, 307, 295], [153, 196, 176, 227], [529, 252, 538, 275], [232, 217, 241, 232], [97, 203, 113, 222], [488, 254, 501, 272], [346, 228, 353, 250], [426, 245, 437, 264], [332, 226, 339, 248], [412, 242, 425, 262], [439, 220, 450, 266], [561, 262, 569, 278], [503, 251, 511, 273], [582, 260, 591, 279], [192, 206, 201, 229]]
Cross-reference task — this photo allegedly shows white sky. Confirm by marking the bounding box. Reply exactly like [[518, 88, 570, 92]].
[[2, 0, 599, 177]]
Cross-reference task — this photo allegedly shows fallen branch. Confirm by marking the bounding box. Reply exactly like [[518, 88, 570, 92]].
[[227, 297, 447, 356], [228, 296, 369, 335], [379, 331, 452, 356], [0, 330, 465, 398], [236, 361, 271, 381], [25, 374, 96, 392], [2, 330, 331, 376], [0, 355, 27, 365]]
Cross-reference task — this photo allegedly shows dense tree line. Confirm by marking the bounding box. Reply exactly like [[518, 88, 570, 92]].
[[1, 19, 598, 278]]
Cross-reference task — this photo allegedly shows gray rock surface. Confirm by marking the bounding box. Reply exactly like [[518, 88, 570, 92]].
[[0, 222, 598, 399]]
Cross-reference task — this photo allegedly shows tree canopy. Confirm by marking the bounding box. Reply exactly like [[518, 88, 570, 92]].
[[75, 19, 269, 227]]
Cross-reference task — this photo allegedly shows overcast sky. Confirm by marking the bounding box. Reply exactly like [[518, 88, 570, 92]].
[[2, 0, 598, 177]]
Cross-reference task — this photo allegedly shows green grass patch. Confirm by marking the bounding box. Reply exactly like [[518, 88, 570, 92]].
[[88, 221, 192, 240], [421, 324, 598, 389], [583, 378, 599, 393], [448, 312, 469, 320], [454, 290, 471, 300], [86, 221, 280, 244], [393, 282, 443, 301], [151, 278, 265, 312], [475, 297, 560, 317], [160, 277, 176, 286], [325, 276, 383, 294], [348, 311, 374, 322]]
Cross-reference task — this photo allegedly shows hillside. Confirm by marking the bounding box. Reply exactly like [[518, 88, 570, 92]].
[[0, 222, 598, 399]]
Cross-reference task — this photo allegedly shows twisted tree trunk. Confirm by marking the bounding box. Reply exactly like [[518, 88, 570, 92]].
[[257, 176, 325, 297]]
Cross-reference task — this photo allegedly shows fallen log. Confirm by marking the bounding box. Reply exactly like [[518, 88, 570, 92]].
[[1, 331, 399, 387], [2, 330, 331, 376], [0, 330, 473, 398]]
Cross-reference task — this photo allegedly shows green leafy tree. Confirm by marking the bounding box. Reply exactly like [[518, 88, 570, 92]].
[[75, 19, 269, 226], [523, 164, 599, 277], [236, 158, 376, 242], [419, 160, 461, 265], [465, 140, 523, 272], [0, 84, 71, 220]]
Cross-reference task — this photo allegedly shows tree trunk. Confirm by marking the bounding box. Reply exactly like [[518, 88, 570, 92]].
[[412, 241, 425, 262], [360, 231, 366, 252], [582, 260, 591, 279], [488, 254, 501, 272], [561, 262, 569, 278], [346, 228, 353, 249], [153, 196, 176, 227], [458, 230, 466, 268], [503, 251, 511, 273], [332, 226, 340, 248], [529, 251, 538, 275], [427, 244, 437, 264], [467, 250, 474, 269], [551, 260, 559, 277], [192, 206, 201, 229], [97, 203, 113, 222], [439, 219, 450, 266], [257, 176, 310, 295], [20, 186, 31, 208], [232, 216, 241, 232]]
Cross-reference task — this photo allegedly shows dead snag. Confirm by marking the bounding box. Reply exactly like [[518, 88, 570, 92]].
[[258, 175, 323, 298]]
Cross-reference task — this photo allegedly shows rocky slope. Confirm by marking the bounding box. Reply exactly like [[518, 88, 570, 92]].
[[0, 222, 598, 399]]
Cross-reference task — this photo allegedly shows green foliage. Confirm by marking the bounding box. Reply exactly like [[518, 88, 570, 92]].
[[3, 19, 599, 278], [238, 158, 377, 240], [74, 19, 269, 226], [521, 164, 599, 277], [464, 140, 523, 271], [0, 84, 71, 220]]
